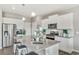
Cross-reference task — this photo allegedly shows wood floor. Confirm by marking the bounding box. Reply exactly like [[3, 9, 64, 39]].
[[0, 47, 14, 55], [59, 50, 79, 55], [0, 47, 79, 55]]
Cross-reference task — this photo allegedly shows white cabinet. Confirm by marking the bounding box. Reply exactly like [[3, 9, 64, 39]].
[[45, 44, 59, 55], [41, 15, 58, 28], [41, 15, 58, 34], [54, 13, 74, 53], [57, 13, 74, 29], [41, 13, 74, 53], [48, 14, 58, 24], [0, 10, 2, 49], [42, 13, 74, 30], [55, 36, 73, 53]]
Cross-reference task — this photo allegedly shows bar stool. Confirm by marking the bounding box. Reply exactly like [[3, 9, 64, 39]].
[[16, 45, 28, 55], [14, 42, 21, 54]]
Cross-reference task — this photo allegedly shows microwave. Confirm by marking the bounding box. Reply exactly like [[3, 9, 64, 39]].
[[48, 23, 57, 29]]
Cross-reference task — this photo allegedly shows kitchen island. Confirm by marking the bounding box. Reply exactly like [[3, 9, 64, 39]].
[[23, 37, 60, 55]]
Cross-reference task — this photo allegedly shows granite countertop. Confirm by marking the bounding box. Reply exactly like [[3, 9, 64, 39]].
[[55, 36, 72, 38], [23, 37, 60, 52]]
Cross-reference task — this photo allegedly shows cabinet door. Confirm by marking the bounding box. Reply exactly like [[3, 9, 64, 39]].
[[58, 13, 73, 29], [55, 36, 64, 49], [60, 38, 73, 53], [48, 15, 58, 24]]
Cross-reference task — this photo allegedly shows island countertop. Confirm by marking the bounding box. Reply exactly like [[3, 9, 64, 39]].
[[23, 37, 60, 54]]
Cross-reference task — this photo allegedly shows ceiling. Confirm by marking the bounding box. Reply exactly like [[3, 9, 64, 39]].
[[0, 4, 79, 18]]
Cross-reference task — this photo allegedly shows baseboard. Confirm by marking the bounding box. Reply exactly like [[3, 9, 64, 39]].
[[60, 49, 79, 53], [59, 49, 71, 55], [73, 49, 79, 53], [59, 48, 72, 53]]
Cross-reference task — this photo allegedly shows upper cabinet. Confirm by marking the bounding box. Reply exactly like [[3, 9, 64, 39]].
[[57, 13, 74, 29], [41, 15, 58, 29], [48, 14, 58, 24], [41, 13, 74, 34], [47, 13, 74, 29]]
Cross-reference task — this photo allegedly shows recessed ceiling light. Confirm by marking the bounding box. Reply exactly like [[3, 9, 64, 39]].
[[22, 17, 26, 21], [31, 12, 36, 17], [12, 6, 15, 10]]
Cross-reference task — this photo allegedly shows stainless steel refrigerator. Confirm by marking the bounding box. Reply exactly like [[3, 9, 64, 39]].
[[2, 23, 16, 48]]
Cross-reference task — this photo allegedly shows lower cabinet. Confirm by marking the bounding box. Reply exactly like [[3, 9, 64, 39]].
[[55, 36, 73, 53], [45, 44, 59, 55]]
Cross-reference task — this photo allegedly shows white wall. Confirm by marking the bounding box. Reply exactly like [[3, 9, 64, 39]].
[[41, 18, 48, 29], [24, 22, 31, 36], [73, 10, 79, 51], [24, 16, 42, 37], [0, 10, 2, 49], [32, 16, 42, 35]]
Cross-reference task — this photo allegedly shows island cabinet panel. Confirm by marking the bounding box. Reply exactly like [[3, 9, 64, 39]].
[[55, 36, 73, 53], [36, 49, 45, 55], [45, 44, 59, 55]]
